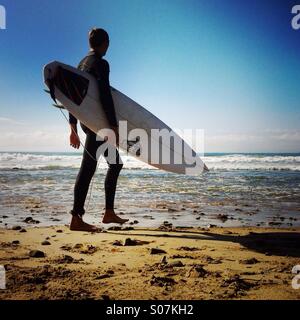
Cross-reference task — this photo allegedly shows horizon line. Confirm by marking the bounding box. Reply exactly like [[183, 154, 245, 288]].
[[0, 150, 299, 155]]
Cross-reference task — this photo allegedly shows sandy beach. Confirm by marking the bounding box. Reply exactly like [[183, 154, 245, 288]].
[[1, 224, 300, 300], [1, 153, 299, 301]]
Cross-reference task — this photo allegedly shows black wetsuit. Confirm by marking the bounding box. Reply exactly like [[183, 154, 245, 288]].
[[70, 51, 123, 217]]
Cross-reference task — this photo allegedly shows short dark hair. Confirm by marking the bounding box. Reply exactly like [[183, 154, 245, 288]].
[[89, 28, 109, 49]]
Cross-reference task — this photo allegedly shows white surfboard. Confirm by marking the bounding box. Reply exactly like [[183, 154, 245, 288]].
[[43, 61, 207, 175]]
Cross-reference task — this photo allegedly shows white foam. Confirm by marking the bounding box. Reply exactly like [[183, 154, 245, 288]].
[[0, 152, 299, 171], [0, 152, 152, 170], [204, 154, 300, 171]]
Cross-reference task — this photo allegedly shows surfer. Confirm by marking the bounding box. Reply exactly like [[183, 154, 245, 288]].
[[69, 28, 128, 231]]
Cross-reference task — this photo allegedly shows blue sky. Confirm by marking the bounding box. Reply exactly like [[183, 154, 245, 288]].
[[0, 0, 299, 152]]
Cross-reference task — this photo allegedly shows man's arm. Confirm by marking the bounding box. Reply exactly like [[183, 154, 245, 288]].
[[96, 59, 118, 128], [69, 113, 78, 126]]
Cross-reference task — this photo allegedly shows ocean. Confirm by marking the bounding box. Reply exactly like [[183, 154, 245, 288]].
[[0, 152, 299, 228]]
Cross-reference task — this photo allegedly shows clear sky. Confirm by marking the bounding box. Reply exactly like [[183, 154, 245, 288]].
[[0, 0, 299, 152]]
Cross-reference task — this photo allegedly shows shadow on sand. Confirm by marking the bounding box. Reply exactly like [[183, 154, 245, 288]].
[[201, 231, 300, 258], [107, 229, 300, 258]]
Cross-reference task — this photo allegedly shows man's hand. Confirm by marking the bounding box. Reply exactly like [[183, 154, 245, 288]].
[[70, 125, 80, 149]]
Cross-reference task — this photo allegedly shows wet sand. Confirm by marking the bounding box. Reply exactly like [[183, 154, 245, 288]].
[[0, 225, 300, 300]]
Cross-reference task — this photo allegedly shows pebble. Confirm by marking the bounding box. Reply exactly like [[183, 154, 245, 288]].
[[168, 260, 184, 267], [106, 269, 114, 275], [177, 246, 200, 251], [187, 265, 208, 278], [171, 254, 194, 259], [96, 274, 111, 280], [240, 258, 259, 265], [163, 221, 173, 227], [122, 226, 134, 231], [59, 255, 74, 263], [142, 215, 154, 220], [207, 224, 217, 228], [12, 226, 21, 230], [150, 275, 176, 287], [269, 221, 281, 226], [160, 256, 168, 264], [150, 248, 167, 254], [29, 250, 45, 258], [108, 226, 122, 231], [23, 217, 40, 224], [41, 241, 51, 246], [124, 238, 137, 246], [217, 214, 228, 222]]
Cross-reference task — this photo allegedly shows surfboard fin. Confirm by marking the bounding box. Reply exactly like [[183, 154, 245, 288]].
[[52, 103, 64, 109]]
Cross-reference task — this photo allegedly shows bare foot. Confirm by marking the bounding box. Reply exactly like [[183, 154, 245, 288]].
[[102, 210, 129, 225], [70, 215, 100, 232]]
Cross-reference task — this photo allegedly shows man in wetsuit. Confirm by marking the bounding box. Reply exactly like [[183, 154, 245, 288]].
[[69, 28, 128, 231]]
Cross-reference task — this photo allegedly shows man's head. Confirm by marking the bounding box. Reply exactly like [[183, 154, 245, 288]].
[[89, 28, 109, 56]]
